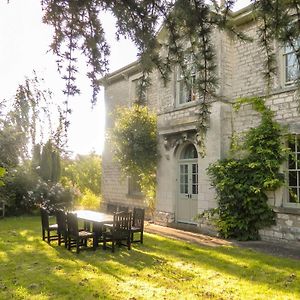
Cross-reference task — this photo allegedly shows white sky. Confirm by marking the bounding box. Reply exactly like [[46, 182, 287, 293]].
[[0, 0, 250, 155]]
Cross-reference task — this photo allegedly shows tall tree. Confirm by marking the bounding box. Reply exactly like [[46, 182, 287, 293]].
[[40, 140, 62, 183], [40, 141, 53, 182]]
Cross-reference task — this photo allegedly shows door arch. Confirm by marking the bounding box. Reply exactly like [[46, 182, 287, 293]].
[[177, 143, 198, 224]]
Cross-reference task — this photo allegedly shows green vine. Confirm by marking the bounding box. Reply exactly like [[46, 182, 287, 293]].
[[110, 104, 158, 217], [205, 97, 288, 240]]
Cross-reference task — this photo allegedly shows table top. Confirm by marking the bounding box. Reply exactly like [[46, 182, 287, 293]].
[[74, 210, 113, 223]]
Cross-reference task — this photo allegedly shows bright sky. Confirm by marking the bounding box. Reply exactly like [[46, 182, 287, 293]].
[[0, 0, 250, 156]]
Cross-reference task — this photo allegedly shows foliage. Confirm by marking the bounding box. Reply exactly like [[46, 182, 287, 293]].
[[0, 119, 26, 169], [111, 104, 158, 214], [0, 162, 74, 215], [39, 140, 61, 183], [112, 105, 158, 176], [206, 97, 288, 240], [75, 188, 101, 210], [0, 163, 39, 214], [30, 181, 76, 212], [0, 167, 5, 187], [1, 216, 300, 300], [61, 152, 102, 195]]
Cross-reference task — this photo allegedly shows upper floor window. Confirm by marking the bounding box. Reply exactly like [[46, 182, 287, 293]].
[[176, 55, 198, 105], [132, 77, 147, 105], [283, 41, 300, 84], [287, 135, 300, 205]]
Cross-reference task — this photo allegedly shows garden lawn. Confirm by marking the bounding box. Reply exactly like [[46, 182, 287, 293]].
[[0, 216, 300, 300]]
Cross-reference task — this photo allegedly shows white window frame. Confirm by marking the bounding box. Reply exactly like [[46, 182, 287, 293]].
[[283, 40, 300, 85], [286, 134, 300, 208]]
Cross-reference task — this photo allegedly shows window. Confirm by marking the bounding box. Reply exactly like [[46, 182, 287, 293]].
[[128, 176, 143, 197], [180, 143, 198, 159], [176, 55, 198, 105], [283, 40, 300, 84], [288, 135, 300, 204]]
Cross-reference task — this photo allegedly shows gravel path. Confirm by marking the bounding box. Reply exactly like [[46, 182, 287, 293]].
[[145, 223, 300, 260]]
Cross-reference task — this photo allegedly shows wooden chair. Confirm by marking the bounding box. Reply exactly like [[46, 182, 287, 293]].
[[131, 208, 145, 244], [55, 210, 68, 247], [40, 207, 58, 244], [66, 213, 96, 254], [103, 211, 132, 253], [107, 203, 118, 214], [118, 206, 129, 213]]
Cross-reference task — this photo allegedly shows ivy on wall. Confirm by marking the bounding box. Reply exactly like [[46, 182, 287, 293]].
[[206, 97, 289, 240]]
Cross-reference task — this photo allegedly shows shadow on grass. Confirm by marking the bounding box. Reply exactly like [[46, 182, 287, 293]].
[[0, 216, 300, 299]]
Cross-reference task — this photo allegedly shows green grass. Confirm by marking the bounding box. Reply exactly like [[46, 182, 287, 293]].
[[0, 216, 300, 300]]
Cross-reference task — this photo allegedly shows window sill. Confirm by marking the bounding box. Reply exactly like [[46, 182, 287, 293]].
[[273, 206, 300, 215], [126, 193, 144, 200]]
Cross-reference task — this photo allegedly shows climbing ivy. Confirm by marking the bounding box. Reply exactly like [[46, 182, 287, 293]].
[[206, 97, 289, 240]]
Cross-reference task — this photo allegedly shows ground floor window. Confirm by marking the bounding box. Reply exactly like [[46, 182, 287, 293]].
[[288, 135, 300, 204], [128, 176, 143, 197]]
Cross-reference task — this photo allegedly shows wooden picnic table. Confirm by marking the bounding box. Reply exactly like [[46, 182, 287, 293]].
[[74, 210, 113, 224], [73, 210, 114, 244]]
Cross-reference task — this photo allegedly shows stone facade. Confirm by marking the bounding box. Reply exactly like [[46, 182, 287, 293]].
[[102, 6, 300, 243]]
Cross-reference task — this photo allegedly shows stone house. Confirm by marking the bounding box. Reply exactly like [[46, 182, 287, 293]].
[[102, 5, 300, 242]]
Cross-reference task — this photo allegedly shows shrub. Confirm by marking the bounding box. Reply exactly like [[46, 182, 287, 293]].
[[75, 189, 101, 210]]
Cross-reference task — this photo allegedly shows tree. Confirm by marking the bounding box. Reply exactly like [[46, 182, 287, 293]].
[[40, 140, 61, 183], [111, 105, 158, 217], [61, 152, 102, 195]]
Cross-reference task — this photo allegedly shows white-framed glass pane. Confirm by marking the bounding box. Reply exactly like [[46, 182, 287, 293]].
[[288, 135, 300, 203], [192, 163, 198, 195], [180, 144, 198, 159], [285, 53, 299, 82], [180, 164, 189, 194]]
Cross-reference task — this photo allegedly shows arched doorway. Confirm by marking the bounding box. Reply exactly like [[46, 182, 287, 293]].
[[177, 143, 198, 223]]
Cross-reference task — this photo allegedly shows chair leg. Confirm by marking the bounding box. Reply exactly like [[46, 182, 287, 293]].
[[76, 240, 80, 254], [68, 237, 71, 250], [141, 232, 143, 244], [112, 240, 115, 253], [47, 231, 50, 244], [42, 230, 45, 241], [92, 238, 97, 251], [64, 233, 68, 248], [127, 236, 131, 250], [103, 234, 107, 250], [58, 233, 61, 246]]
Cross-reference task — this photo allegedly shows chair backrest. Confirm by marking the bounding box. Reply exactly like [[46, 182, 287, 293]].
[[113, 211, 132, 231], [107, 203, 118, 214], [66, 213, 79, 237], [118, 206, 129, 213], [40, 207, 49, 229], [56, 210, 67, 233], [133, 208, 145, 229]]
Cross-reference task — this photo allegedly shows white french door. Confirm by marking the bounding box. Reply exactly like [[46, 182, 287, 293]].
[[177, 161, 198, 223]]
